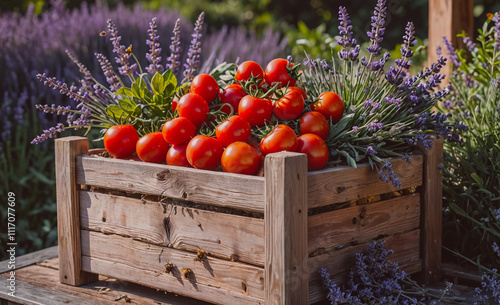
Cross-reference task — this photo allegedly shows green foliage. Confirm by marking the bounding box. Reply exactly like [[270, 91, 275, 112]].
[[439, 14, 500, 269], [0, 111, 59, 260]]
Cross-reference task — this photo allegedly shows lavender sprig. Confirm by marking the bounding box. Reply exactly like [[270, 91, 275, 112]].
[[37, 73, 86, 102], [493, 13, 500, 50], [31, 123, 65, 144], [166, 19, 182, 75], [107, 19, 137, 77], [336, 6, 356, 48], [145, 17, 163, 74], [366, 0, 387, 56], [95, 53, 122, 91], [183, 12, 204, 82], [442, 36, 461, 68]]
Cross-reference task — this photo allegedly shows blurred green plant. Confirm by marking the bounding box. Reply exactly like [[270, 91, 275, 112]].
[[439, 13, 500, 269]]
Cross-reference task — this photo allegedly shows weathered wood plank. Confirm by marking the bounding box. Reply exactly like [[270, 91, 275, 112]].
[[308, 230, 422, 303], [55, 137, 98, 286], [0, 246, 58, 274], [81, 230, 264, 305], [265, 152, 309, 305], [307, 155, 423, 209], [1, 259, 210, 305], [308, 193, 421, 257], [418, 137, 443, 283], [80, 191, 265, 266], [76, 154, 265, 213], [428, 0, 474, 84]]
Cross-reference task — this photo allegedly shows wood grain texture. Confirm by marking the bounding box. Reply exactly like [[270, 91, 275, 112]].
[[80, 191, 265, 266], [1, 258, 210, 305], [308, 230, 422, 303], [76, 154, 265, 213], [0, 246, 58, 273], [265, 152, 309, 305], [308, 193, 421, 257], [427, 0, 474, 83], [80, 230, 264, 305], [55, 137, 98, 286], [307, 155, 423, 209], [418, 137, 443, 283]]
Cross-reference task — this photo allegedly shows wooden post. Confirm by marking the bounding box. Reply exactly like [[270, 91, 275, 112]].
[[417, 137, 443, 284], [55, 137, 98, 286], [265, 152, 309, 305], [428, 0, 474, 83]]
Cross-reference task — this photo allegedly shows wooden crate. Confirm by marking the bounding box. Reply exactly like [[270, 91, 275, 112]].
[[55, 136, 443, 305]]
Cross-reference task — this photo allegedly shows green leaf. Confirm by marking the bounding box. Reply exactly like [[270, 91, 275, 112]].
[[106, 105, 125, 119], [471, 172, 483, 185], [151, 72, 166, 95], [338, 150, 357, 168], [116, 87, 134, 97], [118, 98, 137, 114]]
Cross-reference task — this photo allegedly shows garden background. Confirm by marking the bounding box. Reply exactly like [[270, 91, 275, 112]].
[[0, 0, 499, 276]]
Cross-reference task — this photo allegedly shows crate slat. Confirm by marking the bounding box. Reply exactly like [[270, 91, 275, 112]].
[[307, 155, 424, 209], [308, 193, 421, 257], [81, 230, 265, 305], [76, 155, 266, 213], [307, 229, 422, 303], [80, 191, 265, 266]]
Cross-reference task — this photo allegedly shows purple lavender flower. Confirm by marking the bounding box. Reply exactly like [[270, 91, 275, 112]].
[[31, 123, 65, 144], [35, 104, 72, 115], [402, 153, 411, 163], [385, 95, 402, 107], [366, 0, 387, 56], [366, 146, 378, 155], [368, 122, 384, 132], [183, 12, 204, 82], [337, 6, 356, 48], [108, 19, 136, 76], [37, 73, 86, 102], [493, 13, 500, 50], [352, 126, 359, 132], [95, 53, 122, 92], [145, 17, 163, 74], [166, 19, 182, 74], [463, 36, 478, 53], [442, 36, 461, 67], [321, 59, 332, 71]]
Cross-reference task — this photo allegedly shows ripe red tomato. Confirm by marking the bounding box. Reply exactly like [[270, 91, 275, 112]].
[[221, 142, 261, 175], [103, 125, 140, 158], [264, 58, 297, 87], [219, 83, 247, 114], [299, 111, 330, 140], [290, 86, 307, 99], [297, 134, 329, 171], [176, 93, 210, 127], [260, 124, 298, 155], [162, 117, 196, 145], [235, 61, 264, 82], [186, 135, 224, 170], [273, 87, 305, 120], [215, 115, 251, 147], [311, 92, 345, 123], [136, 132, 169, 164], [166, 144, 190, 167], [238, 95, 272, 127], [190, 73, 219, 103]]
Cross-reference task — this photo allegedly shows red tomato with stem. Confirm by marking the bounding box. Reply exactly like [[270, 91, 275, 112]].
[[235, 61, 264, 82], [103, 125, 140, 158], [162, 117, 196, 145], [219, 83, 247, 115], [311, 92, 345, 123], [273, 87, 305, 120], [186, 135, 224, 170], [299, 111, 330, 140], [221, 142, 261, 175], [297, 134, 329, 171], [190, 74, 219, 103], [176, 93, 210, 127], [238, 95, 272, 127], [136, 132, 169, 164], [215, 115, 251, 147], [260, 124, 298, 155], [264, 58, 297, 87], [166, 144, 190, 167]]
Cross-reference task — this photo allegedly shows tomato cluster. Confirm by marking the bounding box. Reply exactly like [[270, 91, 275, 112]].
[[103, 58, 346, 175]]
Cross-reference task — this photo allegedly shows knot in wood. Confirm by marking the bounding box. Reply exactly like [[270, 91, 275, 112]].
[[336, 186, 347, 194], [156, 169, 170, 181]]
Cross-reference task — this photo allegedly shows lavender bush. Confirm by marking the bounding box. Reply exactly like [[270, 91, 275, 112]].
[[301, 0, 464, 188], [439, 12, 500, 269]]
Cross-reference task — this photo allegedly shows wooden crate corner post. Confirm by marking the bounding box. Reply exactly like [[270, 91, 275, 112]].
[[265, 152, 309, 305], [55, 136, 98, 286], [417, 136, 444, 283]]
